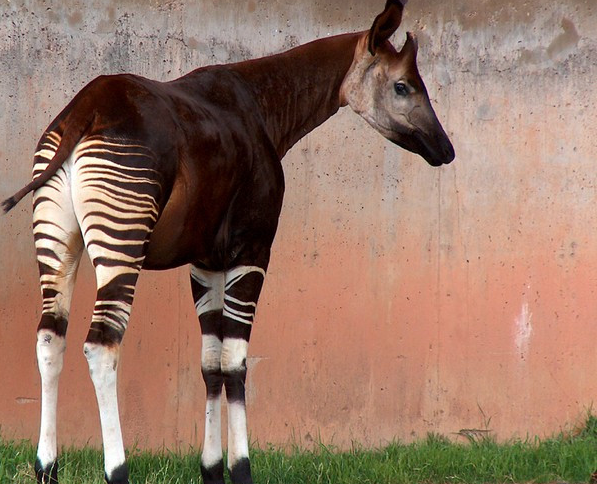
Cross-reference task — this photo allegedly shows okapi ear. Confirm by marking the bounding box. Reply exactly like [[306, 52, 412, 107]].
[[368, 0, 407, 56], [399, 31, 418, 62]]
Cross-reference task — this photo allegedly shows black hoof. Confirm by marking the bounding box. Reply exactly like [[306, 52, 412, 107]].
[[35, 458, 58, 484], [229, 457, 253, 484], [105, 463, 129, 484], [200, 460, 225, 484]]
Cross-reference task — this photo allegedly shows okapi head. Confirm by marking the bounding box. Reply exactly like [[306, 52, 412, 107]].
[[341, 0, 455, 166]]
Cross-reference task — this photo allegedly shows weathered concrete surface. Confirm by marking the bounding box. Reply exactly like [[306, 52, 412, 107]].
[[2, 0, 597, 451]]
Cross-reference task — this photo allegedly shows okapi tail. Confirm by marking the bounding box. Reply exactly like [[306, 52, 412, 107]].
[[2, 107, 93, 214]]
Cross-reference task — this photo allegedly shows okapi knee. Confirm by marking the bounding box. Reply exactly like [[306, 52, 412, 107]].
[[201, 334, 224, 395], [221, 338, 249, 403]]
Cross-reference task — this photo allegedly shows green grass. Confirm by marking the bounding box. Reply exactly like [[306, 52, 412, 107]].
[[3, 416, 597, 483]]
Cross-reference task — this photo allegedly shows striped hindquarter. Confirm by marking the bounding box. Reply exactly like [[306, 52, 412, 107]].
[[191, 265, 266, 484], [32, 132, 162, 484]]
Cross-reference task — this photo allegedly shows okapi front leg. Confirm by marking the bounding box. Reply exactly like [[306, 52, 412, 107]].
[[192, 265, 266, 484], [222, 266, 266, 484], [191, 267, 226, 484]]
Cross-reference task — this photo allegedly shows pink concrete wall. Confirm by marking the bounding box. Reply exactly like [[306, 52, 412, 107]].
[[2, 0, 597, 451]]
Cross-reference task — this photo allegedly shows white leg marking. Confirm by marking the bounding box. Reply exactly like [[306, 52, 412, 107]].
[[225, 266, 266, 290], [227, 401, 249, 469], [223, 295, 257, 308], [84, 343, 125, 477], [222, 309, 255, 325], [36, 331, 66, 468], [221, 338, 249, 374], [202, 394, 223, 468]]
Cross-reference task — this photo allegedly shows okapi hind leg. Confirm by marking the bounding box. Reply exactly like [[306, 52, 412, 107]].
[[71, 136, 162, 484], [83, 266, 143, 484], [32, 132, 84, 484]]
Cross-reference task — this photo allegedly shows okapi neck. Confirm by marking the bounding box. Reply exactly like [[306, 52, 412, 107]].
[[232, 32, 362, 159]]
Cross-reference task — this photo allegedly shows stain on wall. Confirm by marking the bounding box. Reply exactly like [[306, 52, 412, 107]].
[[2, 0, 597, 451]]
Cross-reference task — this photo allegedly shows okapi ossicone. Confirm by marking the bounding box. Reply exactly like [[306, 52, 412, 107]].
[[2, 1, 454, 483]]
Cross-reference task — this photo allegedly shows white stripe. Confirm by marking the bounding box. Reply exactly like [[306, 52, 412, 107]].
[[227, 401, 249, 468], [77, 168, 161, 186], [225, 266, 265, 289], [76, 138, 153, 152], [46, 131, 61, 144], [222, 309, 253, 325], [224, 295, 257, 307], [223, 305, 254, 318], [77, 147, 155, 160], [202, 395, 223, 468], [35, 149, 56, 160]]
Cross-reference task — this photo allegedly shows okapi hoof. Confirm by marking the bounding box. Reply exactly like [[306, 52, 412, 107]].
[[229, 457, 253, 484], [200, 460, 225, 484], [590, 470, 597, 484], [105, 463, 129, 484], [35, 458, 58, 484]]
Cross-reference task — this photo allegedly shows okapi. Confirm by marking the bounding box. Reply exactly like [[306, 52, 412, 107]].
[[2, 0, 454, 483]]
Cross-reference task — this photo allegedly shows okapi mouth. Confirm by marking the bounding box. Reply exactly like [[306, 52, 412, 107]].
[[374, 116, 455, 167], [391, 128, 455, 167]]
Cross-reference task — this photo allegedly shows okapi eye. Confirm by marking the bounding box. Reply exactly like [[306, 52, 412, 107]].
[[394, 82, 408, 96]]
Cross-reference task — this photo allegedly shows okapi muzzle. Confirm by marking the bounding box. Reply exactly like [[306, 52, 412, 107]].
[[385, 81, 455, 167]]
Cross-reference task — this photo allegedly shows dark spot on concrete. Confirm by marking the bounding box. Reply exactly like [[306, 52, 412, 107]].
[[547, 18, 580, 60], [476, 102, 496, 121], [519, 47, 542, 65], [67, 11, 83, 27], [187, 37, 199, 50]]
